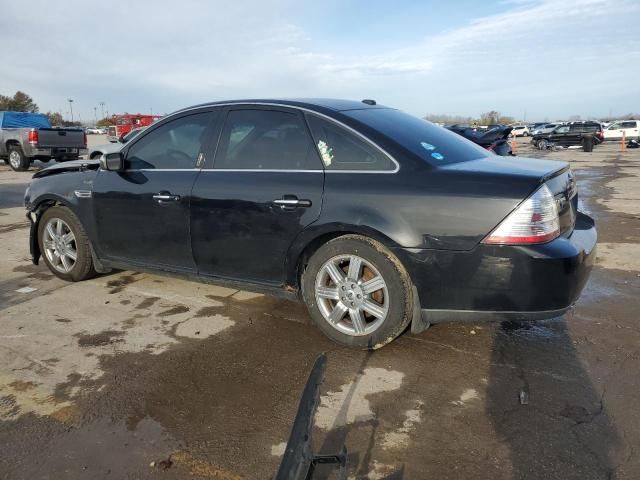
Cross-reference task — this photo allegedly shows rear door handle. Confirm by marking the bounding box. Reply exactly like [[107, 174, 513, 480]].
[[273, 197, 312, 209], [153, 192, 180, 203]]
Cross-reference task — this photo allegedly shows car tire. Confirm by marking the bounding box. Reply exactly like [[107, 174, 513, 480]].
[[301, 235, 414, 350], [523, 132, 529, 137], [7, 145, 30, 171], [538, 139, 548, 150], [38, 206, 96, 282]]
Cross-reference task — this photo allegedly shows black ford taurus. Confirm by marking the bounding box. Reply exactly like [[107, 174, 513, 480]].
[[24, 99, 597, 349]]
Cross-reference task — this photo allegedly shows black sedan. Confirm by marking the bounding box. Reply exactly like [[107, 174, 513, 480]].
[[24, 99, 597, 349]]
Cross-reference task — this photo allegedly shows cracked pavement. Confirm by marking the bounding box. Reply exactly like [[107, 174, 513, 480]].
[[0, 137, 639, 479]]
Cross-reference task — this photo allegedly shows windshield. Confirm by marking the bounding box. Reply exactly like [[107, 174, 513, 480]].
[[344, 108, 489, 165]]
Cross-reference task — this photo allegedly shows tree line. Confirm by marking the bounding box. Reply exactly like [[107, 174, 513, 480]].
[[0, 90, 114, 127]]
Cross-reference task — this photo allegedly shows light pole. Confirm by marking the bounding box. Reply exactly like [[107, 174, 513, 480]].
[[67, 99, 74, 123], [94, 106, 98, 124], [99, 101, 105, 119]]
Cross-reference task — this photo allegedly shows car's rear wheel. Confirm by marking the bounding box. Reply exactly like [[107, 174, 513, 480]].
[[538, 139, 549, 150], [8, 145, 30, 171], [38, 206, 96, 282], [301, 235, 414, 350]]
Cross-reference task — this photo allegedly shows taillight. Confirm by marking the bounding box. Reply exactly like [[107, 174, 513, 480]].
[[83, 131, 87, 146], [482, 184, 560, 245], [28, 130, 38, 145]]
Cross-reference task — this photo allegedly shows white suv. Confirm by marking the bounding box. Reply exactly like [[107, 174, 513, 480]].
[[603, 120, 640, 141], [510, 125, 530, 137]]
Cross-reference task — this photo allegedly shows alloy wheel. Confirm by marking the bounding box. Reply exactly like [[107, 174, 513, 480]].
[[314, 254, 389, 336], [9, 150, 21, 169], [42, 218, 78, 273]]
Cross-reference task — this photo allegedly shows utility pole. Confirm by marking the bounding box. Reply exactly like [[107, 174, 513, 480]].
[[94, 106, 98, 123], [67, 98, 74, 123]]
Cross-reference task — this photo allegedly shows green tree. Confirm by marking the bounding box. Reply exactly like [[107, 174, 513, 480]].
[[45, 111, 64, 126], [0, 91, 39, 112], [96, 117, 115, 127]]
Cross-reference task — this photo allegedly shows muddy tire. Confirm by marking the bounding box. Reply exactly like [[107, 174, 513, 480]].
[[38, 206, 96, 282], [8, 145, 30, 171], [301, 235, 414, 350]]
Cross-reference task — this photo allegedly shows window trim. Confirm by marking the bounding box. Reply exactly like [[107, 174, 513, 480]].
[[168, 102, 400, 174]]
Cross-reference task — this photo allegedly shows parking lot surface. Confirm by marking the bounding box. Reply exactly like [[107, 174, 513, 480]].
[[1, 137, 639, 479]]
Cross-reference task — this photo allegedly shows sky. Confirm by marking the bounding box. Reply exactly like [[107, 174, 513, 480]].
[[1, 0, 638, 123]]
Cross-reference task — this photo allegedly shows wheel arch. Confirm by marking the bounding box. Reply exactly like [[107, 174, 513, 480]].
[[285, 224, 405, 290]]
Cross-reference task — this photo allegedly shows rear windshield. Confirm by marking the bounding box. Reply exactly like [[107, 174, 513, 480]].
[[344, 108, 489, 165]]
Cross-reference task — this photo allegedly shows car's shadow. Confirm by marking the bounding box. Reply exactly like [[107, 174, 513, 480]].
[[487, 318, 619, 480]]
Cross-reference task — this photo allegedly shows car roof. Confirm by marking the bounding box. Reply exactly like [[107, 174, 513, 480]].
[[174, 98, 390, 115]]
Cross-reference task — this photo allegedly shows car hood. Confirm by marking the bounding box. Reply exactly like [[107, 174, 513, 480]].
[[32, 159, 101, 179]]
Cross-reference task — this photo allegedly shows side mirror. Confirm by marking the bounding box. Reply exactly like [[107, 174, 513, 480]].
[[100, 152, 124, 171]]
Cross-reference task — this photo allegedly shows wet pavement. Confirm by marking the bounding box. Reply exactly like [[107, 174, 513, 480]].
[[0, 138, 638, 479]]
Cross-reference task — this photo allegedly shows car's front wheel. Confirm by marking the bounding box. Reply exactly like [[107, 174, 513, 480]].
[[38, 206, 96, 282], [302, 235, 414, 349]]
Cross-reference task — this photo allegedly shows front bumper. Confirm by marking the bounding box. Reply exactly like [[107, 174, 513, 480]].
[[395, 211, 597, 324]]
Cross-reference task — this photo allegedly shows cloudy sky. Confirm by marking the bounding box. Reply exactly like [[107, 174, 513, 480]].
[[2, 0, 638, 122]]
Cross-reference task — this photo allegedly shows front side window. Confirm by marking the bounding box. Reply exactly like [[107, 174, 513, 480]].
[[608, 123, 622, 130], [214, 109, 317, 170], [126, 113, 211, 170], [306, 114, 395, 171], [621, 121, 637, 129]]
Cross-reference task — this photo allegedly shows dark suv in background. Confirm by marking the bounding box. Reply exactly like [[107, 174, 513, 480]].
[[532, 121, 604, 151]]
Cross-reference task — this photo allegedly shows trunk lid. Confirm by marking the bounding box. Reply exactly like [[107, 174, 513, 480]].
[[443, 156, 576, 236]]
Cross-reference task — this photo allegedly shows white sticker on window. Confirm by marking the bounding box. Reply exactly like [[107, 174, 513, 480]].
[[317, 140, 334, 167]]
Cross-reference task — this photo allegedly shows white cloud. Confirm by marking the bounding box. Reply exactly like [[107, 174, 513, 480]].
[[1, 0, 638, 120]]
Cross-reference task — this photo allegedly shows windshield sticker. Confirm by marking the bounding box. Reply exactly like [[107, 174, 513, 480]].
[[431, 152, 444, 161], [317, 140, 334, 167], [420, 142, 436, 151]]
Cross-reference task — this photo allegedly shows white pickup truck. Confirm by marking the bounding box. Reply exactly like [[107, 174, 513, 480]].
[[0, 111, 87, 171]]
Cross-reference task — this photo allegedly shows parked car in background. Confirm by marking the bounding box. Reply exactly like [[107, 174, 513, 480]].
[[510, 125, 530, 137], [446, 124, 513, 155], [107, 114, 161, 142], [0, 111, 87, 171], [24, 98, 596, 349], [532, 121, 603, 151], [603, 120, 640, 141], [88, 127, 146, 159], [86, 127, 102, 134]]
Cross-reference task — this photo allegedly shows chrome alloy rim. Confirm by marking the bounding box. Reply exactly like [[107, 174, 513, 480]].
[[9, 150, 21, 169], [43, 218, 77, 273], [314, 254, 389, 336]]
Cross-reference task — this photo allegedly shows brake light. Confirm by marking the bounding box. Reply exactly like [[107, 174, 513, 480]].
[[28, 130, 38, 145], [83, 131, 87, 146], [482, 184, 560, 245]]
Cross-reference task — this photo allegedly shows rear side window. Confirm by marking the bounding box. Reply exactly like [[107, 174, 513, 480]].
[[621, 121, 637, 128], [214, 109, 318, 170], [306, 114, 394, 171], [555, 126, 570, 133], [343, 108, 489, 166]]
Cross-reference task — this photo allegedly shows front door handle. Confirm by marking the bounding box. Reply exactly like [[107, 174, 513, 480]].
[[153, 192, 180, 203], [273, 197, 312, 209]]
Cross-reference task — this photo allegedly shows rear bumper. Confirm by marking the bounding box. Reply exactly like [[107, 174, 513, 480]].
[[395, 211, 597, 323]]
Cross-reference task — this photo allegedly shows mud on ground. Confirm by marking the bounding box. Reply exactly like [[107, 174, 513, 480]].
[[0, 139, 639, 479]]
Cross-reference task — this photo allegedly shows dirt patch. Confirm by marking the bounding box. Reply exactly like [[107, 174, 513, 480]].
[[76, 330, 125, 347], [158, 305, 190, 317], [106, 274, 139, 294], [8, 381, 38, 392], [136, 296, 160, 309]]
